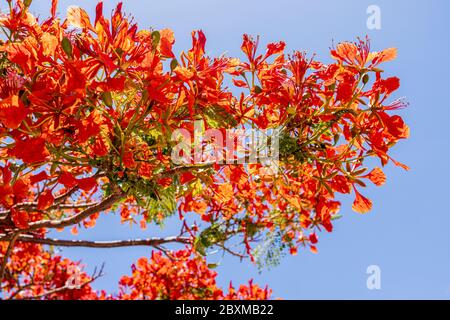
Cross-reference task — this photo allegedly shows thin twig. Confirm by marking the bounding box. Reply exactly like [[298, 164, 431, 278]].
[[20, 264, 105, 300], [216, 242, 246, 259], [0, 187, 80, 220], [6, 282, 35, 300]]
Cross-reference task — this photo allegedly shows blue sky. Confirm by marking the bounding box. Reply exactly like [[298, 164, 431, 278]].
[[27, 0, 450, 299]]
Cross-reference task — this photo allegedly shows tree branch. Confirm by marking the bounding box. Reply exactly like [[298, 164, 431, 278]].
[[0, 186, 81, 221], [0, 234, 191, 248], [26, 191, 126, 231], [0, 202, 100, 218]]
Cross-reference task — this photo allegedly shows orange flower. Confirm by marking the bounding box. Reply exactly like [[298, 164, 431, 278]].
[[67, 5, 93, 30], [159, 28, 175, 58], [365, 167, 386, 186], [352, 189, 373, 214], [41, 32, 58, 56]]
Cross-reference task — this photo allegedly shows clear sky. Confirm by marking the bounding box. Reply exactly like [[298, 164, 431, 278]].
[[27, 0, 450, 299]]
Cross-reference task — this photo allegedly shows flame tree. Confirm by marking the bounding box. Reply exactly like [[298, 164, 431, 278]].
[[0, 0, 408, 299]]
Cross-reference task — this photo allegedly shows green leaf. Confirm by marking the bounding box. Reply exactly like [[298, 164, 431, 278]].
[[151, 30, 161, 48], [246, 221, 259, 238], [50, 162, 58, 175], [191, 179, 203, 197], [194, 224, 227, 256], [170, 59, 179, 72], [252, 230, 286, 271], [61, 37, 73, 58], [101, 91, 113, 107], [158, 187, 176, 215], [203, 105, 238, 129], [194, 238, 207, 256]]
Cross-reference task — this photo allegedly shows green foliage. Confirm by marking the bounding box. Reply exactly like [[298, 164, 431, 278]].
[[203, 105, 238, 129], [194, 224, 227, 256], [279, 133, 306, 162], [61, 37, 73, 58], [252, 230, 287, 271], [115, 174, 177, 224], [151, 30, 161, 48], [0, 52, 10, 75]]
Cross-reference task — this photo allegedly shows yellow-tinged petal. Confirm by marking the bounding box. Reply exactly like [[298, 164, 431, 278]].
[[67, 6, 92, 29], [41, 32, 58, 56]]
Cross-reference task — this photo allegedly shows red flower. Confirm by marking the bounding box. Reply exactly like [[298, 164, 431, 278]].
[[11, 208, 29, 229], [123, 151, 136, 169], [157, 177, 173, 188], [373, 76, 400, 94], [309, 233, 318, 244], [12, 137, 49, 164], [91, 137, 109, 157], [59, 172, 78, 189], [180, 172, 196, 184], [336, 82, 353, 102], [29, 171, 50, 185], [0, 95, 28, 129], [266, 41, 285, 57], [77, 177, 97, 192], [37, 190, 55, 210]]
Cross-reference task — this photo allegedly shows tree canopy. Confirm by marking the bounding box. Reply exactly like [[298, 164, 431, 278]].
[[0, 0, 408, 299]]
